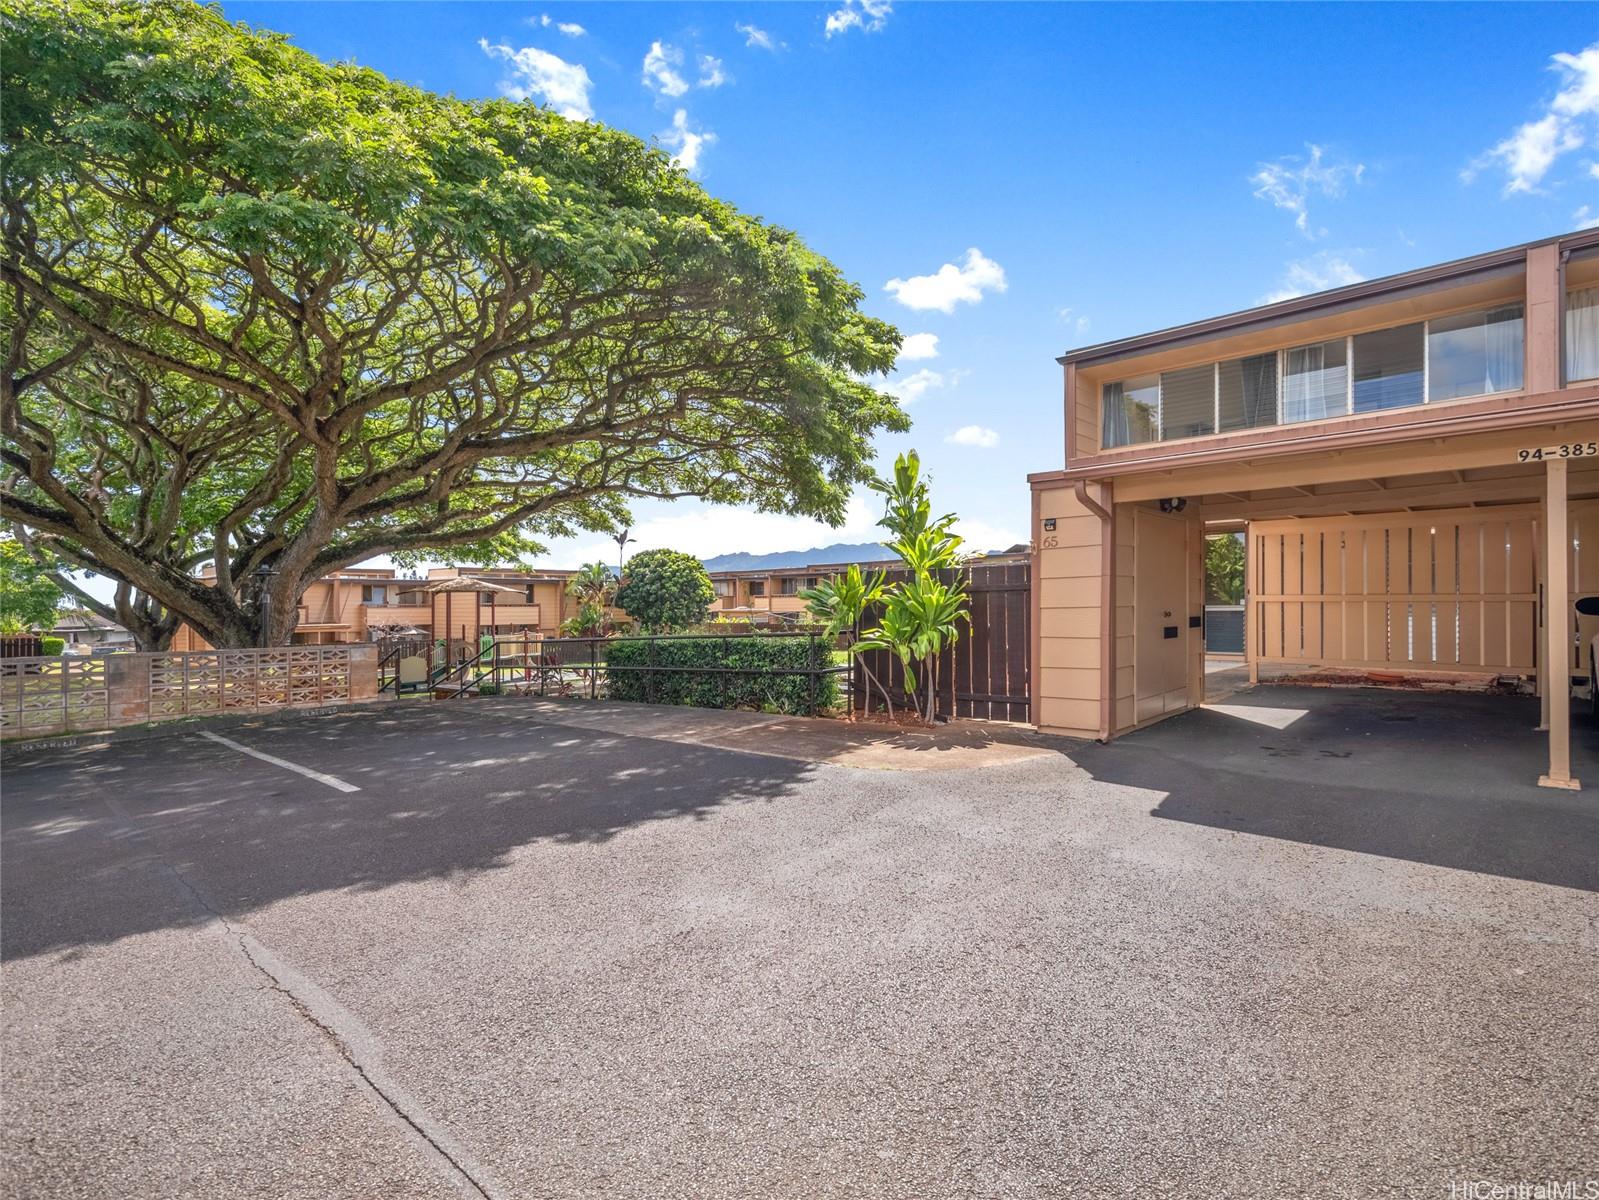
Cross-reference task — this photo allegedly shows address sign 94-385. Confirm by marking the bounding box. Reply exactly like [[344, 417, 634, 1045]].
[[1517, 441, 1599, 462]]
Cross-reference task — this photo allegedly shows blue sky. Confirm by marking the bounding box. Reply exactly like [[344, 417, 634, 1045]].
[[224, 0, 1599, 569]]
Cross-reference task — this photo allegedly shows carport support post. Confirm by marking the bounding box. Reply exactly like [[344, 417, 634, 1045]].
[[1540, 457, 1580, 791]]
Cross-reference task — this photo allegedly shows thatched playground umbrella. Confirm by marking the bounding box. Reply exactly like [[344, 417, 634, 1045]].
[[404, 576, 525, 645]]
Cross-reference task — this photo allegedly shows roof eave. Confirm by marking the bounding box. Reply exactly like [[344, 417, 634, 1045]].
[[1058, 226, 1599, 369]]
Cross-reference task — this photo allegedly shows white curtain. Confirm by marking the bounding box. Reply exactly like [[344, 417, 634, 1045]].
[[1101, 382, 1131, 448], [1283, 345, 1344, 423], [1568, 288, 1599, 384], [1283, 346, 1314, 423], [1482, 306, 1523, 393]]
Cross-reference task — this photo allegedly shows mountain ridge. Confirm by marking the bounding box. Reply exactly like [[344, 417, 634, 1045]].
[[699, 542, 896, 572]]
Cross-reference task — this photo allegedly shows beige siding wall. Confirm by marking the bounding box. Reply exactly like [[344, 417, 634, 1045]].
[[1035, 485, 1108, 738]]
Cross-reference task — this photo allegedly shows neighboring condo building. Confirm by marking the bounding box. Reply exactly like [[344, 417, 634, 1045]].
[[170, 565, 585, 651], [704, 548, 1032, 624], [170, 547, 1033, 650]]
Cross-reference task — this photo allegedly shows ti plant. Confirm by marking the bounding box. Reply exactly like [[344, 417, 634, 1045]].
[[853, 451, 970, 724], [799, 562, 889, 717]]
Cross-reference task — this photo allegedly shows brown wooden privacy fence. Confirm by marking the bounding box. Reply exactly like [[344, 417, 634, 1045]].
[[852, 562, 1031, 722], [1249, 509, 1539, 675], [0, 635, 43, 658], [1, 645, 378, 740]]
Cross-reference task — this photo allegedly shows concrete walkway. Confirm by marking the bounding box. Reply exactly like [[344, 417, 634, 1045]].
[[498, 696, 1065, 770]]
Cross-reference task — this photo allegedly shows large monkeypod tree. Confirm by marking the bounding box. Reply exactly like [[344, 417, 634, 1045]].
[[0, 0, 906, 648]]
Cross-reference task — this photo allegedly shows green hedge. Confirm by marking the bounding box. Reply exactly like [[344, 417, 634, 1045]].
[[39, 636, 64, 656], [606, 636, 838, 716]]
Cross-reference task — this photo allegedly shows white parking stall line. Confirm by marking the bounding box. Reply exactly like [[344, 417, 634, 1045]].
[[196, 731, 361, 793]]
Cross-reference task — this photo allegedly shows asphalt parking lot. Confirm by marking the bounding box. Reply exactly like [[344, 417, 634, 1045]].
[[3, 693, 1596, 1198]]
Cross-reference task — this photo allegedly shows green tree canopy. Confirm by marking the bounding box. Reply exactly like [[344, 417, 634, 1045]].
[[614, 548, 714, 633], [0, 537, 63, 633], [1204, 534, 1245, 605], [0, 0, 907, 647]]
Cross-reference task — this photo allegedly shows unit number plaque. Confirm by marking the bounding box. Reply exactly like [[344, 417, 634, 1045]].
[[1517, 441, 1599, 462]]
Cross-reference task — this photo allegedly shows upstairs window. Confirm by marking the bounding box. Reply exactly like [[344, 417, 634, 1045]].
[[1352, 323, 1424, 413], [1568, 288, 1599, 383], [1158, 365, 1216, 439], [1100, 376, 1159, 448], [1097, 302, 1527, 448], [1217, 353, 1278, 432], [778, 577, 800, 595], [747, 581, 765, 598], [361, 585, 388, 604], [1429, 305, 1523, 401], [1282, 339, 1347, 423]]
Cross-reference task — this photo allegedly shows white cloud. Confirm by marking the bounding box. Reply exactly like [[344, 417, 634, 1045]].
[[479, 39, 594, 121], [1056, 307, 1091, 336], [697, 54, 727, 88], [885, 248, 1007, 314], [825, 0, 892, 37], [530, 14, 586, 36], [1468, 43, 1599, 195], [946, 425, 999, 448], [642, 40, 690, 97], [660, 109, 715, 173], [1250, 144, 1365, 236], [1258, 253, 1366, 305], [953, 516, 1024, 554], [737, 23, 780, 51], [898, 332, 939, 361], [1576, 205, 1599, 230], [880, 367, 945, 404]]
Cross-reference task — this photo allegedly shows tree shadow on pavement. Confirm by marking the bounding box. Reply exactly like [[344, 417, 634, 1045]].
[[1069, 686, 1599, 892], [1, 702, 820, 962]]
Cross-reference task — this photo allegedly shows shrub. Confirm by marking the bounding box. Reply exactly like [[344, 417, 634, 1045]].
[[38, 636, 64, 656], [614, 549, 714, 632], [606, 635, 838, 715]]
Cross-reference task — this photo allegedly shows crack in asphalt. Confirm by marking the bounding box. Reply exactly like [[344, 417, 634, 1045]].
[[160, 864, 498, 1200]]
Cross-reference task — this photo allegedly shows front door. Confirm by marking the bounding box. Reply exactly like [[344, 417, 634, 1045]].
[[1135, 509, 1191, 724]]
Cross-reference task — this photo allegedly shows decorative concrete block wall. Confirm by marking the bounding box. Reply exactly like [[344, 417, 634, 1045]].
[[1, 645, 380, 740]]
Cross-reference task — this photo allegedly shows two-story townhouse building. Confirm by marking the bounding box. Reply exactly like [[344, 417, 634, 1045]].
[[171, 566, 420, 650], [1030, 229, 1599, 789]]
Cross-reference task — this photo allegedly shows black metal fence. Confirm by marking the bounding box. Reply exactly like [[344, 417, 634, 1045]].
[[382, 632, 851, 717]]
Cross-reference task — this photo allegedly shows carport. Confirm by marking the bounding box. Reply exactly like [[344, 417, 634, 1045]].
[[1030, 229, 1599, 789], [1036, 424, 1599, 789]]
